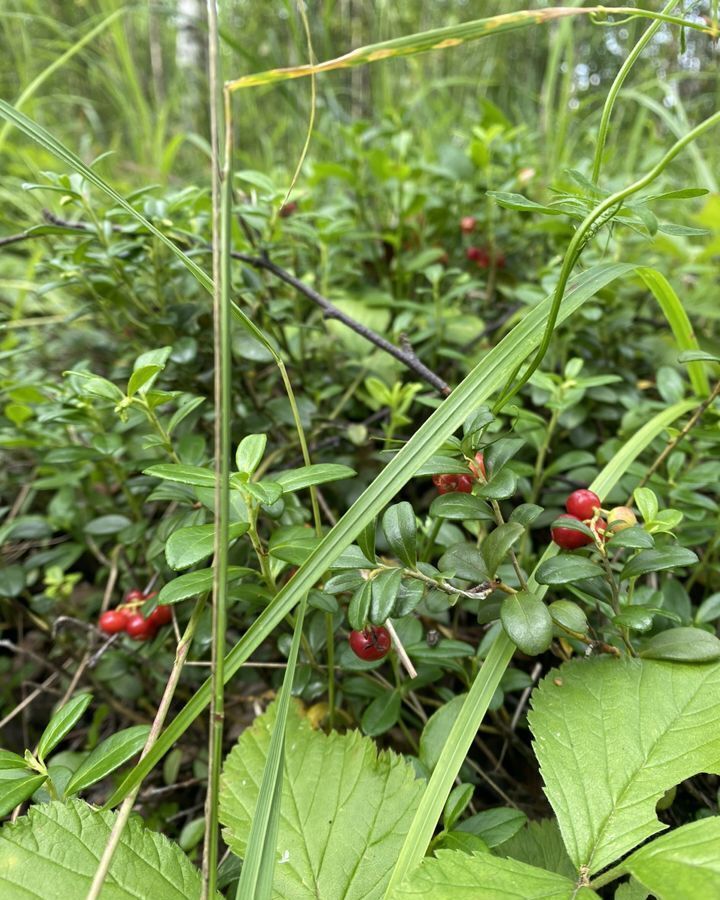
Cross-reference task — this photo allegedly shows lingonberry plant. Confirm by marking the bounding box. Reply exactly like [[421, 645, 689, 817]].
[[1, 5, 720, 900]]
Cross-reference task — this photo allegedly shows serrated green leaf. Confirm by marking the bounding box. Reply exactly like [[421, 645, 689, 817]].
[[65, 725, 150, 796], [383, 502, 417, 568], [620, 547, 698, 579], [639, 627, 720, 661], [389, 849, 599, 899], [165, 522, 249, 570], [535, 556, 604, 585], [0, 799, 208, 897], [623, 816, 720, 900], [220, 701, 423, 899], [529, 658, 720, 874], [481, 523, 524, 579], [235, 433, 267, 476], [158, 566, 252, 604], [37, 693, 93, 761], [500, 591, 553, 656], [271, 463, 355, 492]]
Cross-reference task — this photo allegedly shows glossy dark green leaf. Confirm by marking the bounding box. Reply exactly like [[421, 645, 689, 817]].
[[548, 600, 588, 635], [439, 544, 489, 583], [84, 515, 132, 536], [482, 523, 525, 579], [370, 568, 403, 626], [165, 522, 249, 570], [535, 556, 604, 585], [477, 468, 517, 500], [361, 690, 401, 737], [621, 547, 698, 580], [606, 526, 654, 549], [158, 566, 252, 604], [348, 581, 372, 631], [383, 502, 417, 568], [509, 504, 543, 527], [613, 607, 655, 632], [37, 693, 93, 761], [429, 493, 494, 521], [639, 627, 720, 662], [357, 518, 377, 563], [271, 463, 355, 492], [268, 527, 321, 565], [0, 565, 25, 598], [501, 591, 553, 656]]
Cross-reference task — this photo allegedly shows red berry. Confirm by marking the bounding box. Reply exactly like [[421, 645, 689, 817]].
[[566, 489, 601, 521], [125, 589, 145, 603], [592, 519, 608, 540], [469, 451, 487, 481], [148, 604, 172, 628], [279, 201, 298, 218], [466, 246, 490, 268], [433, 473, 458, 494], [460, 216, 477, 233], [349, 626, 392, 661], [125, 613, 155, 641], [456, 474, 474, 493], [98, 609, 129, 635], [551, 514, 593, 550]]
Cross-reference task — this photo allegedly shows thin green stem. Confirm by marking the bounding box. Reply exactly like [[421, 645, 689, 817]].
[[202, 0, 230, 893], [591, 0, 681, 184], [494, 108, 720, 413]]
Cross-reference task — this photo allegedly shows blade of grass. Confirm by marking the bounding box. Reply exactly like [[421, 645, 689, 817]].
[[235, 593, 309, 899], [0, 7, 126, 155], [225, 8, 714, 92], [591, 0, 681, 184], [637, 268, 710, 398], [383, 395, 698, 895], [103, 261, 635, 810]]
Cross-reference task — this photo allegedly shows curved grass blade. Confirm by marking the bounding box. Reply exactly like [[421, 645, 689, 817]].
[[226, 8, 714, 92], [383, 396, 698, 895], [0, 8, 125, 154], [104, 261, 634, 809], [637, 268, 710, 397]]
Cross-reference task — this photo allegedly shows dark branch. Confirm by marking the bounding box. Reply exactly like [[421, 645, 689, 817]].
[[2, 211, 452, 397]]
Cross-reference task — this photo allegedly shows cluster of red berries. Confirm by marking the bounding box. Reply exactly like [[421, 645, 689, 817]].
[[349, 625, 392, 661], [432, 452, 486, 495], [98, 590, 171, 641], [551, 490, 637, 550], [460, 217, 506, 268]]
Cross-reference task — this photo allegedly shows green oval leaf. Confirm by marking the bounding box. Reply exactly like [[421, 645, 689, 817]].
[[0, 773, 47, 818], [271, 463, 355, 492], [348, 581, 372, 631], [481, 523, 525, 579], [158, 566, 253, 604], [65, 725, 150, 796], [370, 568, 404, 626], [165, 522, 249, 571], [361, 690, 402, 737], [144, 463, 215, 488], [37, 693, 93, 761], [639, 627, 720, 662], [501, 591, 553, 656], [535, 556, 604, 585], [383, 502, 417, 568], [235, 433, 267, 476], [621, 547, 698, 580], [429, 493, 494, 521]]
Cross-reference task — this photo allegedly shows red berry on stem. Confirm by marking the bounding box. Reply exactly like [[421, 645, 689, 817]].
[[99, 609, 129, 635], [125, 614, 155, 641], [551, 514, 593, 550], [456, 474, 474, 493], [460, 215, 477, 233], [566, 489, 601, 520], [349, 626, 392, 661], [148, 604, 172, 628], [125, 589, 144, 602]]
